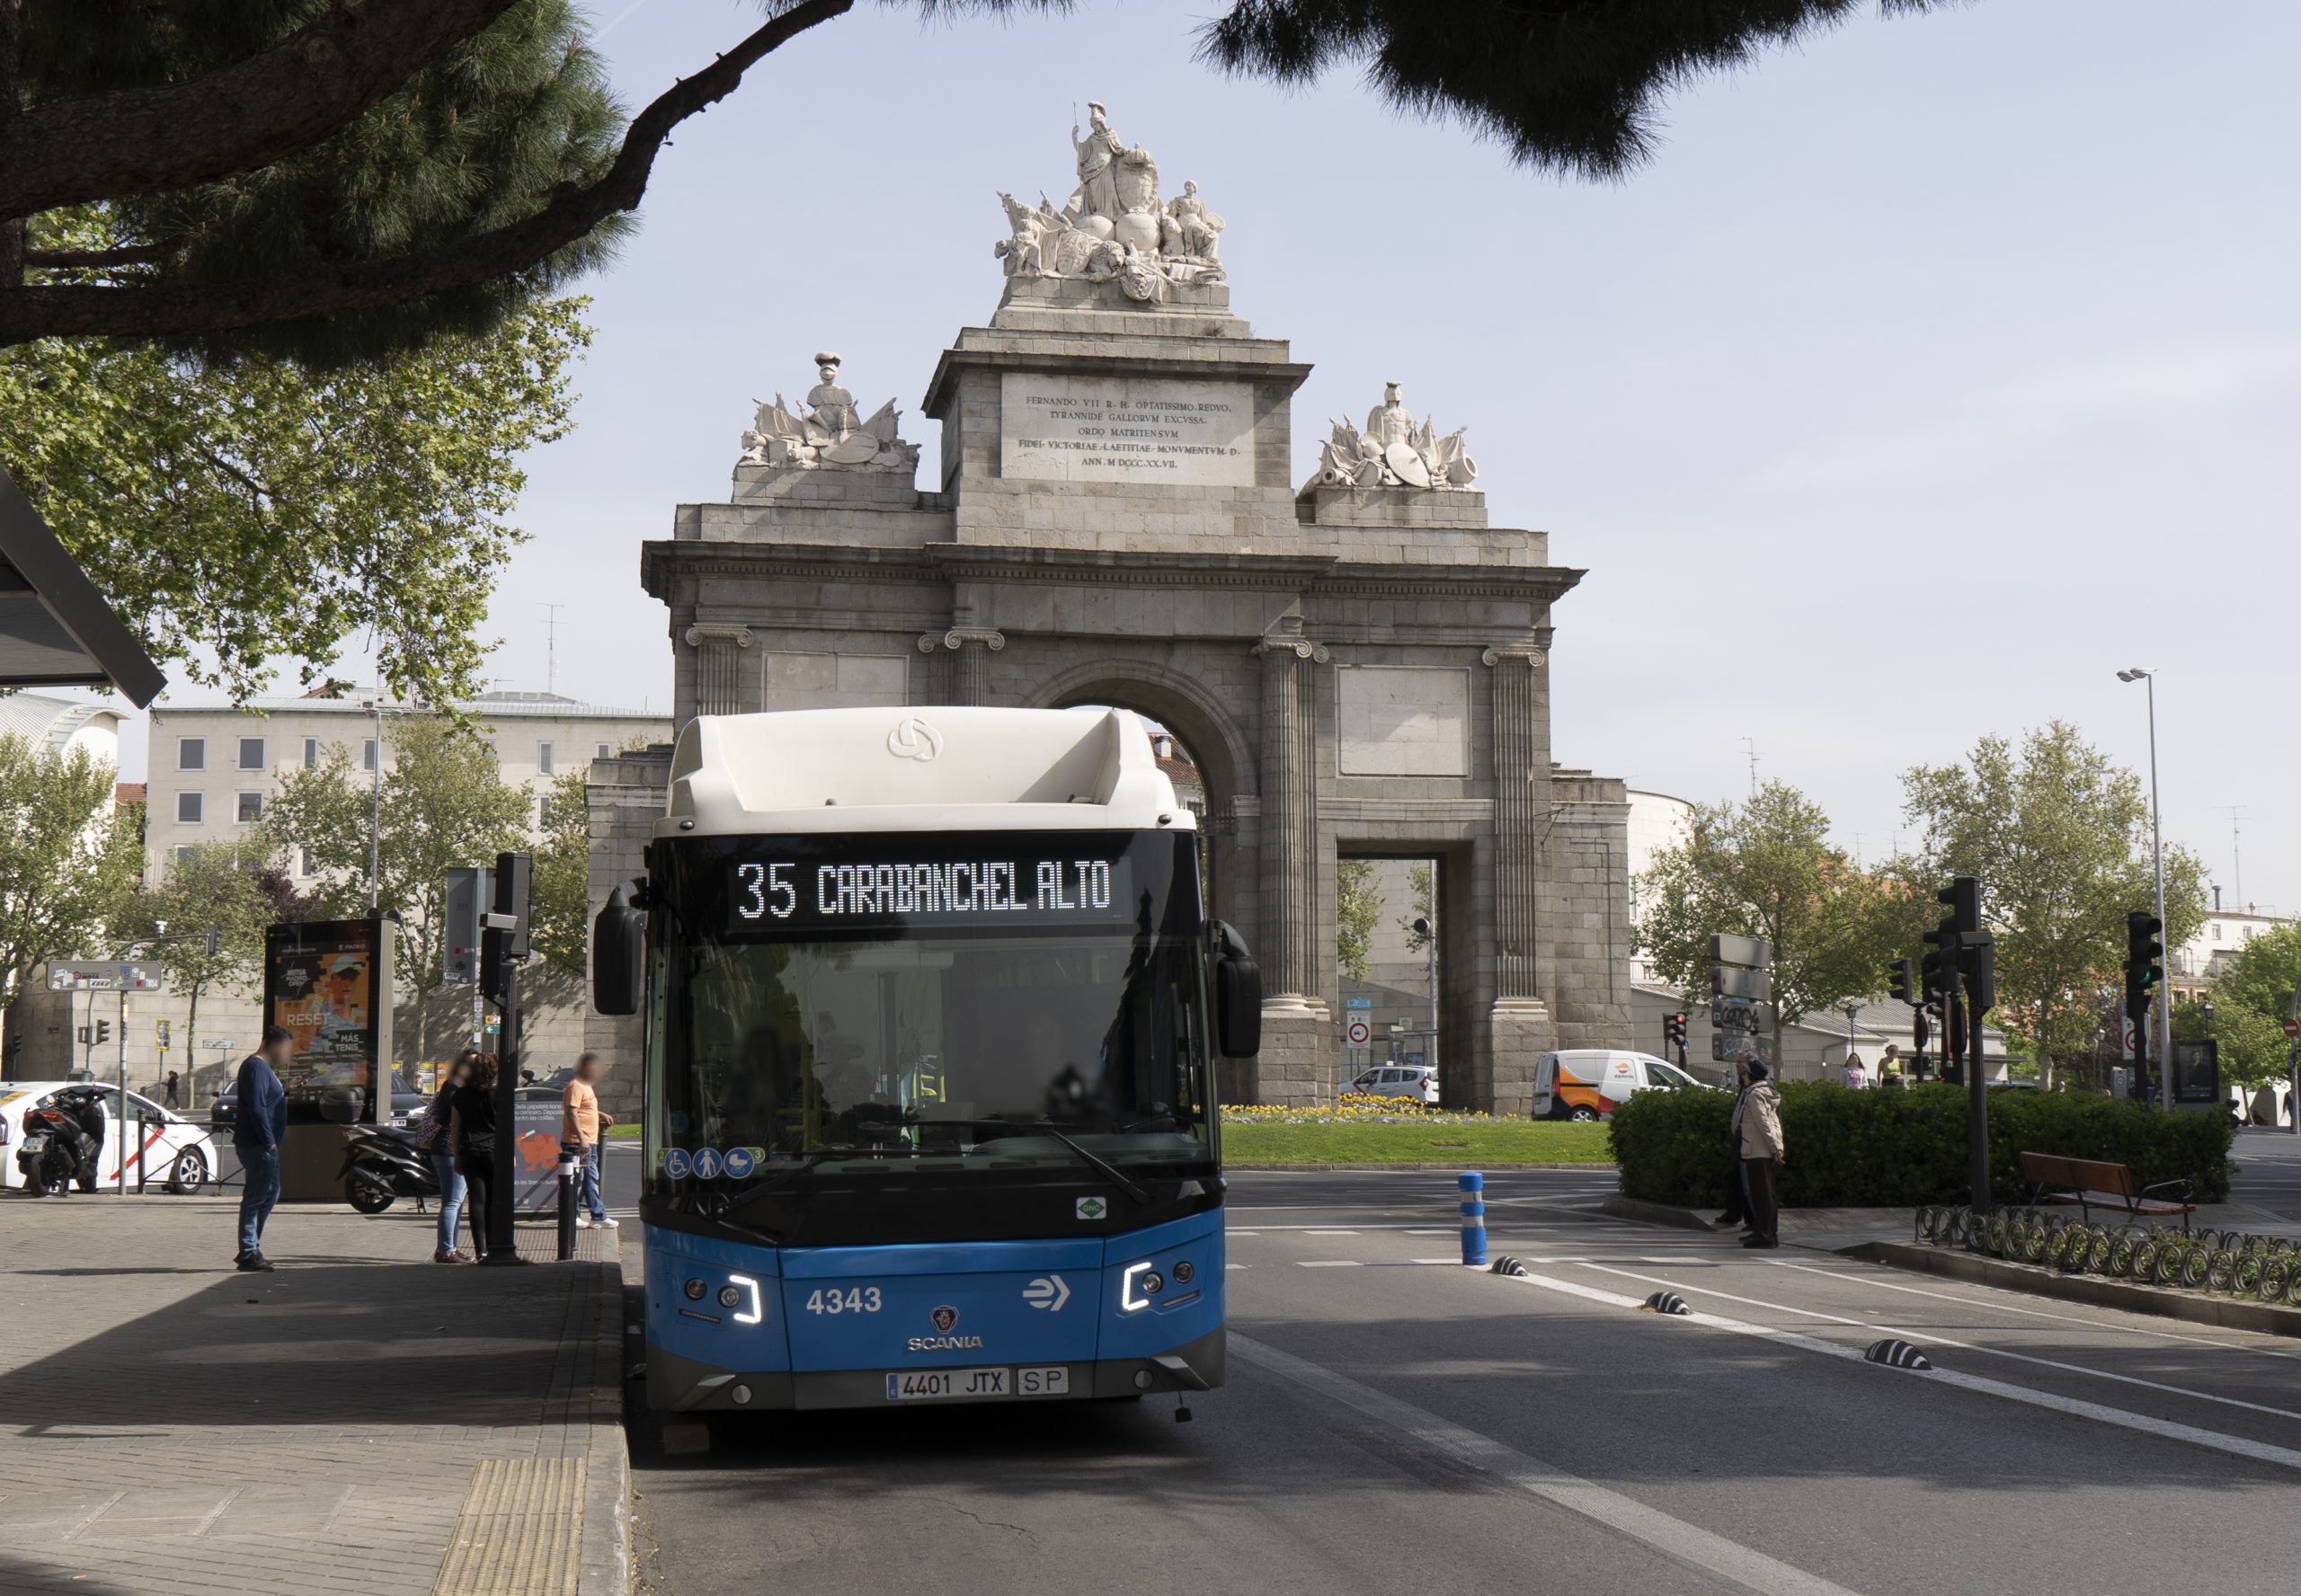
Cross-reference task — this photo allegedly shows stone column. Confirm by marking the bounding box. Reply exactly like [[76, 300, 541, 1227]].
[[683, 625, 755, 719], [1480, 637, 1556, 1114], [1254, 635, 1330, 1105], [917, 626, 1005, 705]]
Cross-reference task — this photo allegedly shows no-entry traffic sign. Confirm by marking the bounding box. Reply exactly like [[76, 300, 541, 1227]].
[[2284, 1018, 2299, 1039]]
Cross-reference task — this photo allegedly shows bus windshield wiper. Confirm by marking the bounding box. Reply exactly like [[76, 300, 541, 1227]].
[[911, 1118, 1152, 1206]]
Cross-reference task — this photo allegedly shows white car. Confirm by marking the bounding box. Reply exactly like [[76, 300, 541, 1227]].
[[1347, 1063, 1441, 1104], [0, 1081, 219, 1194]]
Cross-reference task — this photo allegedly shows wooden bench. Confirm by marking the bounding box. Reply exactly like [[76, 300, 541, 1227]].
[[2019, 1151, 2194, 1231]]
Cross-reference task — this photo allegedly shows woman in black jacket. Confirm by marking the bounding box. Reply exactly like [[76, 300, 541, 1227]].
[[448, 1053, 501, 1264]]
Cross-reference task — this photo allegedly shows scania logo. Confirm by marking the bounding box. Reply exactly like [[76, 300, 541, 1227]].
[[886, 716, 944, 762], [930, 1304, 959, 1333]]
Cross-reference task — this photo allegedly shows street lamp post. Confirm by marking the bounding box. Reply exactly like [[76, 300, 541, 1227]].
[[2117, 668, 2172, 1109]]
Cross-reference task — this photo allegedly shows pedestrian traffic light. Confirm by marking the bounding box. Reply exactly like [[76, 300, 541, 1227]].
[[1886, 958, 1915, 1006], [94, 1018, 111, 1046]]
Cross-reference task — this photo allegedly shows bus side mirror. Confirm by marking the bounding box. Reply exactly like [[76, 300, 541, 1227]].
[[593, 885, 645, 1016], [1213, 921, 1261, 1059]]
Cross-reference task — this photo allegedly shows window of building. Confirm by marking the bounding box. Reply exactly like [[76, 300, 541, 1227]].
[[237, 736, 264, 770], [176, 792, 203, 824], [2212, 924, 2222, 940], [595, 741, 611, 760], [363, 739, 378, 772], [237, 792, 263, 823], [303, 737, 320, 770], [178, 737, 206, 772], [174, 845, 197, 867], [537, 740, 555, 776], [301, 847, 319, 877]]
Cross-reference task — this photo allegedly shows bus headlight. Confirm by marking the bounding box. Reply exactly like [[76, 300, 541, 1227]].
[[1122, 1261, 1155, 1312], [726, 1273, 763, 1326]]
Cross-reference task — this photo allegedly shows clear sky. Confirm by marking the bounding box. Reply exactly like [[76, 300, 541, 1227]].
[[155, 0, 2301, 912]]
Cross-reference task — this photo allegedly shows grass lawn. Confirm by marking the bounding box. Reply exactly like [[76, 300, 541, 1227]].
[[1221, 1119, 1613, 1166], [604, 1122, 641, 1140]]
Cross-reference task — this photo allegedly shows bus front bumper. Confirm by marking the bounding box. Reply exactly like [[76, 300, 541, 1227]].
[[647, 1324, 1224, 1413]]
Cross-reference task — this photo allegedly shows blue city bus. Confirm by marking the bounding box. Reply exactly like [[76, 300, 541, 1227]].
[[592, 707, 1261, 1414]]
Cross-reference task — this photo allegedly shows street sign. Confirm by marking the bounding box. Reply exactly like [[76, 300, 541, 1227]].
[[1345, 997, 1372, 1011], [2285, 1018, 2299, 1039], [1346, 1018, 1373, 1046], [47, 962, 162, 992], [2119, 1016, 2136, 1060], [1710, 998, 1770, 1033], [155, 1019, 172, 1048], [1709, 933, 1772, 969], [1711, 965, 1772, 1003]]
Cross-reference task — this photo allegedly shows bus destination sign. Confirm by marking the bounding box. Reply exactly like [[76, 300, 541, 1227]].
[[723, 846, 1139, 935]]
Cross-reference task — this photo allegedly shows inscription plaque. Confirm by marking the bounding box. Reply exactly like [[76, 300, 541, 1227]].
[[1000, 373, 1255, 485]]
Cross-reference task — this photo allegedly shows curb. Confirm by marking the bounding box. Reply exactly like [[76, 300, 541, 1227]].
[[1852, 1240, 2301, 1340], [1598, 1195, 1718, 1231], [578, 1255, 633, 1596], [1227, 1162, 1618, 1173]]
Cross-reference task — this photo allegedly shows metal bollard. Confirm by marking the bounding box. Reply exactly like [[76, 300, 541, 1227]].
[[555, 1148, 579, 1262], [1459, 1170, 1487, 1267]]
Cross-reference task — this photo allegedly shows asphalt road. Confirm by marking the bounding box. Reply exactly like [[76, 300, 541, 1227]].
[[616, 1162, 2301, 1596]]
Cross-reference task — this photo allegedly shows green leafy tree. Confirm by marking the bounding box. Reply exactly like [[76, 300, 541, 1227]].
[[1335, 860, 1380, 984], [0, 730, 142, 1016], [116, 839, 273, 1068], [530, 767, 591, 979], [1897, 722, 2208, 1086], [259, 716, 530, 1060], [1, 2, 1950, 350], [1399, 862, 1435, 953], [1637, 780, 1915, 1035], [0, 226, 590, 703], [2178, 925, 2301, 1091]]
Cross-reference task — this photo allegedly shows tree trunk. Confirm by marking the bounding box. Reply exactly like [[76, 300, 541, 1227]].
[[184, 980, 202, 1100]]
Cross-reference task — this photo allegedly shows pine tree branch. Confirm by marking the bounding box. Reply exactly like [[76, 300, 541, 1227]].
[[24, 244, 176, 269], [0, 0, 855, 345], [0, 0, 527, 223]]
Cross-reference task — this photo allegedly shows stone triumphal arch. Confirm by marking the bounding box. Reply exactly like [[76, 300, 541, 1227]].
[[594, 104, 1632, 1109]]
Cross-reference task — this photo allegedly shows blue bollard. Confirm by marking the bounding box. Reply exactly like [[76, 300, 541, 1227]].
[[1459, 1171, 1487, 1267]]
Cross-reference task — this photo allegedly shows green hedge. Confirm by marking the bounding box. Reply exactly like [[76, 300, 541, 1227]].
[[1608, 1083, 2234, 1210]]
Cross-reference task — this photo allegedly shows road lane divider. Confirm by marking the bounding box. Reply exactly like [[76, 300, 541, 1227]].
[[1489, 1263, 2301, 1475], [1230, 1333, 1871, 1596], [1565, 1258, 2301, 1427]]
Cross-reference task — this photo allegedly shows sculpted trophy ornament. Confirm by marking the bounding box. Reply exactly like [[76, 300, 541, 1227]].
[[739, 352, 920, 473], [1316, 383, 1478, 491], [991, 101, 1227, 303]]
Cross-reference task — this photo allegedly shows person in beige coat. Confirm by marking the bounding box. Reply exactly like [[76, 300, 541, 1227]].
[[1737, 1054, 1785, 1249]]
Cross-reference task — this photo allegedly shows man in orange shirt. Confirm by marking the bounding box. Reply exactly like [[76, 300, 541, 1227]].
[[562, 1052, 617, 1229]]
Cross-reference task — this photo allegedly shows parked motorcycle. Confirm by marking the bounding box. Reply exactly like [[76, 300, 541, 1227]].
[[336, 1122, 438, 1214], [15, 1088, 104, 1197]]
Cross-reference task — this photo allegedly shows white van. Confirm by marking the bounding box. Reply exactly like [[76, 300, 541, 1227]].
[[1533, 1050, 1707, 1121]]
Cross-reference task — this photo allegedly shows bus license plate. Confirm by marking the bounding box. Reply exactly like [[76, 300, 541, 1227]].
[[884, 1366, 1069, 1401]]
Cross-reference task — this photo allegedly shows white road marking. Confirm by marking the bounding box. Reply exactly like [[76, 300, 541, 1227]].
[[1550, 1261, 2301, 1444], [1233, 1333, 1870, 1596], [1767, 1259, 2301, 1365], [1298, 1260, 1364, 1268], [1303, 1228, 1361, 1235], [1411, 1257, 1465, 1265]]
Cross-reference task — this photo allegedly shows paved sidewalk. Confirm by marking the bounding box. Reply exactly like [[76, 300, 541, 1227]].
[[0, 1194, 626, 1596]]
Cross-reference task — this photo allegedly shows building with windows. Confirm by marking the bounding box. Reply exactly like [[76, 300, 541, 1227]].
[[142, 690, 668, 882], [2171, 896, 2291, 1000]]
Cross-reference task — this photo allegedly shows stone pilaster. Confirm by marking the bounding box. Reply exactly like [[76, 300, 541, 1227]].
[[683, 624, 755, 718], [917, 626, 1005, 705], [1481, 636, 1557, 1114], [1254, 635, 1330, 1105]]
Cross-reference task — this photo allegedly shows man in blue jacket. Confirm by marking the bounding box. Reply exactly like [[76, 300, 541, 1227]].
[[234, 1026, 293, 1272]]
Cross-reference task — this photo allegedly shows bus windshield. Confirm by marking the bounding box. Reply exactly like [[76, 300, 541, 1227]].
[[646, 830, 1213, 1193]]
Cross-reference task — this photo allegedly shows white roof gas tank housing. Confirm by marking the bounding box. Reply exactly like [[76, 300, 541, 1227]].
[[662, 706, 1191, 837]]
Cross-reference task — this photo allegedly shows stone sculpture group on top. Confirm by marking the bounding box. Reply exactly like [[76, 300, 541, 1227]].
[[1317, 383, 1478, 491], [739, 352, 919, 474], [995, 102, 1226, 304]]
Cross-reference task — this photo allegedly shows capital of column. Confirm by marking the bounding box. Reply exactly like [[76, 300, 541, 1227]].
[[1479, 643, 1547, 668], [1254, 636, 1330, 663], [683, 624, 755, 650], [918, 626, 1006, 653]]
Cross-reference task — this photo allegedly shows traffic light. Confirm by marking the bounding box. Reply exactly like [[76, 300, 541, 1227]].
[[1959, 933, 1995, 1018], [1921, 922, 1957, 1004], [95, 1018, 111, 1046], [1663, 1013, 1687, 1053], [2125, 909, 2163, 1036], [1886, 958, 1915, 1006], [1938, 876, 1982, 936]]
